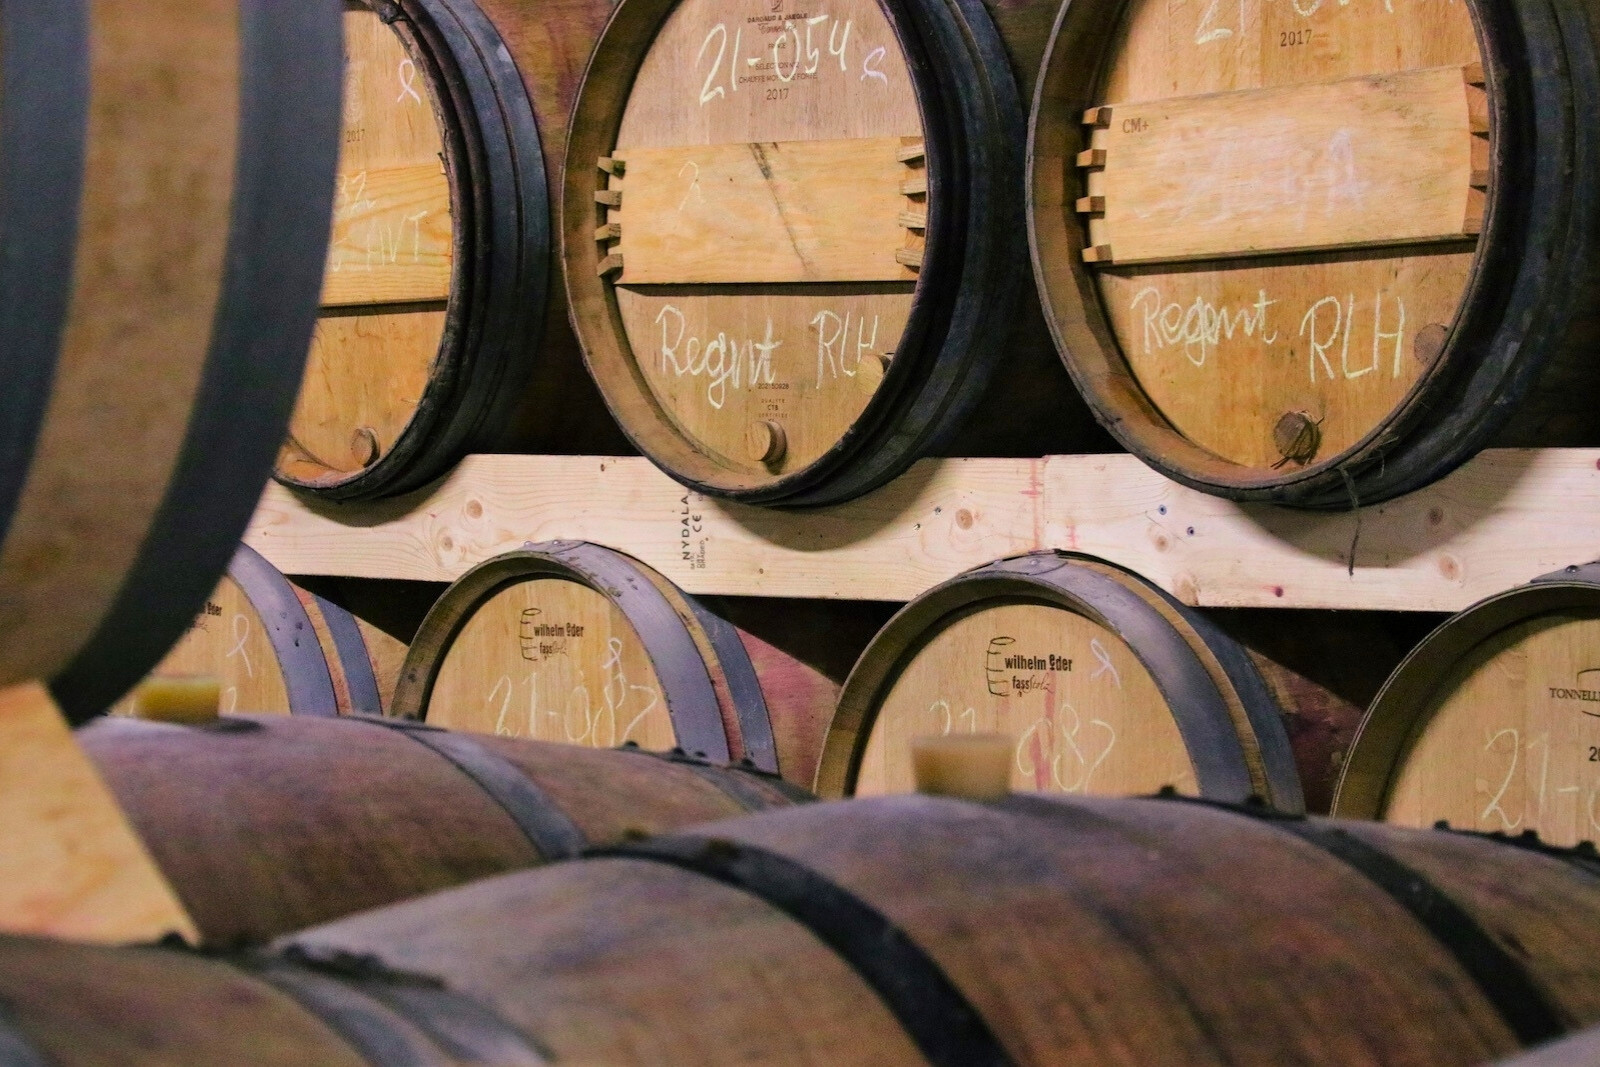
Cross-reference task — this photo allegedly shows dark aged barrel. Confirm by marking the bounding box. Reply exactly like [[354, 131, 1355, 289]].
[[394, 541, 788, 774], [816, 552, 1302, 810], [0, 2, 341, 719], [1028, 0, 1600, 507], [109, 545, 383, 718], [3, 795, 1599, 1062], [562, 0, 1107, 508], [275, 0, 628, 502], [278, 795, 1600, 1062], [1333, 562, 1600, 846], [77, 713, 804, 946], [1207, 606, 1441, 815]]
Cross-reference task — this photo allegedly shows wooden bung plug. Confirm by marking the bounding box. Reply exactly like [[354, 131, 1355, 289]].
[[856, 353, 890, 391], [745, 420, 787, 466], [350, 426, 380, 469], [911, 734, 1014, 800], [131, 676, 222, 724]]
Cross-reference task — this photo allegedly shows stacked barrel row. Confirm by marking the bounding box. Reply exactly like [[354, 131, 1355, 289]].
[[277, 0, 1600, 509], [5, 1, 1599, 1065], [7, 790, 1600, 1064], [162, 536, 1595, 850]]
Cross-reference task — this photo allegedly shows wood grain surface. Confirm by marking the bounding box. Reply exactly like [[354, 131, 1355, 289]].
[[426, 578, 677, 749], [282, 2, 451, 480], [0, 684, 195, 944], [320, 163, 453, 305], [1084, 65, 1483, 265], [1090, 0, 1482, 471], [0, 0, 241, 685], [614, 137, 917, 284], [81, 714, 799, 945], [596, 0, 924, 482], [246, 448, 1600, 612], [1381, 611, 1600, 846], [285, 795, 1600, 1064]]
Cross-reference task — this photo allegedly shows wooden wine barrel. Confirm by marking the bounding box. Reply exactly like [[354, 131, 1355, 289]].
[[1208, 607, 1442, 814], [275, 0, 629, 502], [1029, 0, 1600, 507], [77, 712, 804, 946], [0, 2, 341, 720], [816, 552, 1303, 810], [3, 794, 1599, 1062], [561, 0, 1109, 508], [109, 544, 382, 718], [1332, 562, 1600, 846], [394, 541, 781, 772]]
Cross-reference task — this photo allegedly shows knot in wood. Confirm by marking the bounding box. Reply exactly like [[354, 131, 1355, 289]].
[[1272, 411, 1321, 467]]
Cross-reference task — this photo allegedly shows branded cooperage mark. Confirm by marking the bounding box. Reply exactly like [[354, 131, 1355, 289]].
[[982, 635, 1073, 696], [188, 598, 224, 635], [1547, 667, 1600, 716], [518, 610, 583, 662], [518, 608, 541, 660], [985, 637, 1016, 696]]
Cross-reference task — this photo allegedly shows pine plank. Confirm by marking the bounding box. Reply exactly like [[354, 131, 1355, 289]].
[[0, 683, 196, 944], [320, 162, 453, 306], [243, 450, 1600, 612], [613, 137, 913, 284], [1085, 66, 1481, 266]]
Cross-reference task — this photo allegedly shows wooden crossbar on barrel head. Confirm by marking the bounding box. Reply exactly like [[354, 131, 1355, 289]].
[[606, 138, 920, 284], [320, 162, 454, 306], [1077, 66, 1488, 266]]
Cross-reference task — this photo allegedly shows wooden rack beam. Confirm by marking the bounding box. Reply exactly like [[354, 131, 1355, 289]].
[[246, 449, 1600, 613]]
